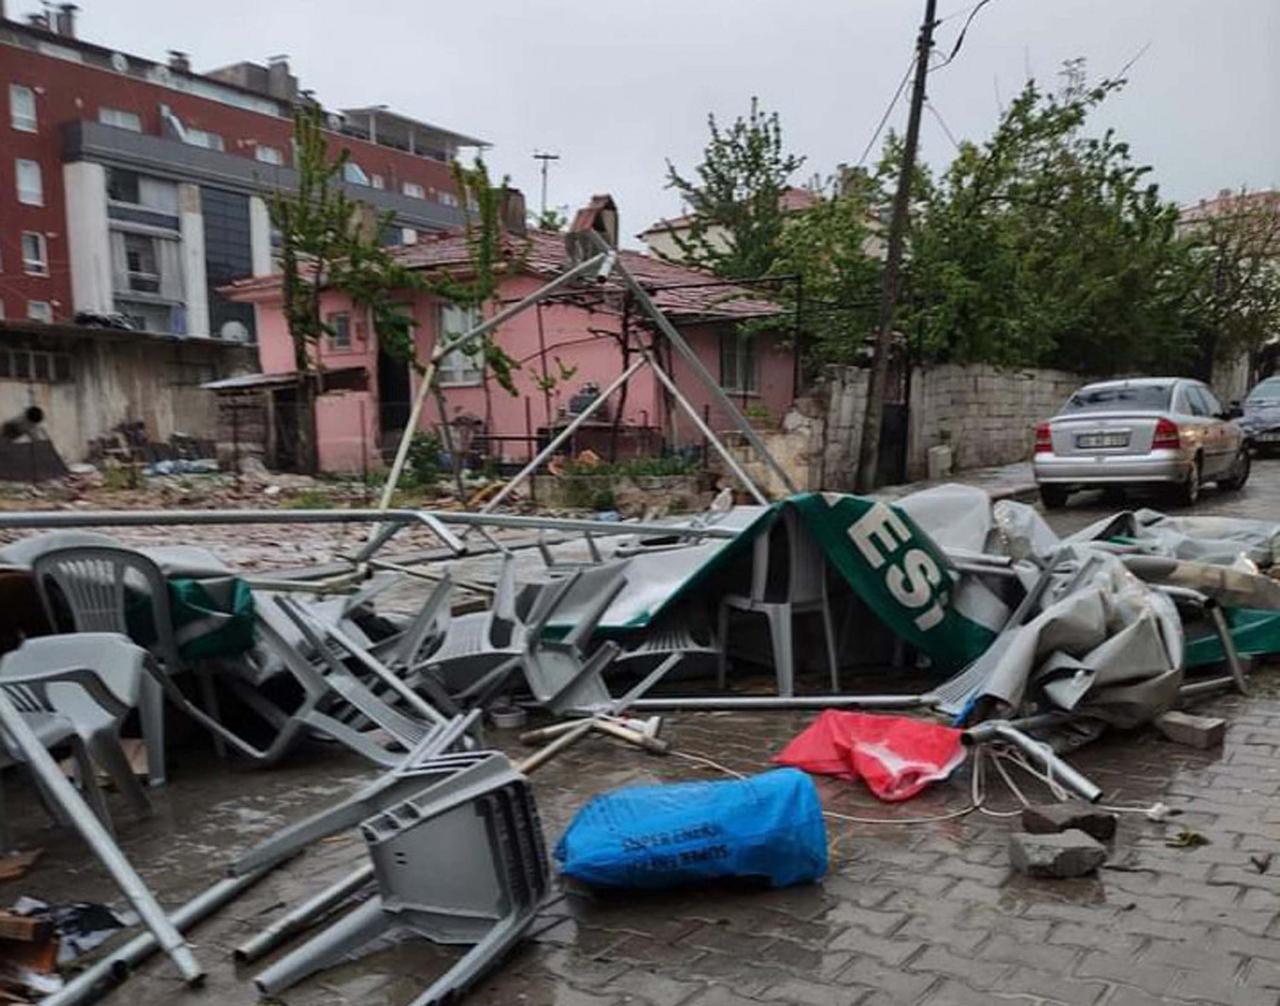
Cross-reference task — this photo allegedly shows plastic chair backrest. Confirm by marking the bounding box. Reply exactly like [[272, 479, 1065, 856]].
[[783, 508, 827, 605], [749, 509, 826, 605], [33, 546, 183, 672], [0, 633, 141, 733]]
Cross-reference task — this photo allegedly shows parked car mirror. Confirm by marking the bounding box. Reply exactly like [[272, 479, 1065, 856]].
[[1223, 401, 1244, 420]]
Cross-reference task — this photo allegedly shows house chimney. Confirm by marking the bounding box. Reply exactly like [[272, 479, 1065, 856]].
[[266, 54, 297, 103], [499, 187, 527, 237], [53, 2, 76, 37], [569, 194, 619, 248], [168, 50, 191, 73]]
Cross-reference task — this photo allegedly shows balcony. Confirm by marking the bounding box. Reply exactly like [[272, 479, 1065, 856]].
[[63, 121, 471, 231]]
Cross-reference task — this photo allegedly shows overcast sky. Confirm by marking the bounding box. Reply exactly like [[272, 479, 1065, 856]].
[[44, 0, 1280, 248]]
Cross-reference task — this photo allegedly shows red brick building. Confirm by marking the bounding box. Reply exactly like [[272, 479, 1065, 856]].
[[0, 2, 484, 339]]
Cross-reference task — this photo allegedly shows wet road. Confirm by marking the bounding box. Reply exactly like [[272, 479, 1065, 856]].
[[1, 464, 1278, 1006]]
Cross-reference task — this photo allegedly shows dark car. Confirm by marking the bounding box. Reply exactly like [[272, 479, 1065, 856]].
[[1239, 376, 1280, 455]]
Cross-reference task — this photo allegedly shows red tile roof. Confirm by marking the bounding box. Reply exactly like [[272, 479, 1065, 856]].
[[1180, 189, 1280, 225], [225, 227, 784, 322], [638, 186, 820, 237]]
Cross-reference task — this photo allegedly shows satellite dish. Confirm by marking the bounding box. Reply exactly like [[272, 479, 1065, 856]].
[[110, 52, 128, 72], [220, 320, 250, 343]]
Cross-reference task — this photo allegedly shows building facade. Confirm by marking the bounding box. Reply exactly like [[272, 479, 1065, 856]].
[[223, 208, 796, 474], [1, 4, 484, 340]]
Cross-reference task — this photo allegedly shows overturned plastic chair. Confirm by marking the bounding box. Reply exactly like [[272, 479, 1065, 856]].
[[0, 633, 153, 850], [252, 748, 549, 1006]]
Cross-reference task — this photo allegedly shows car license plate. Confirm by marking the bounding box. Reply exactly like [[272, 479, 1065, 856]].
[[1076, 432, 1129, 449], [1259, 432, 1280, 443]]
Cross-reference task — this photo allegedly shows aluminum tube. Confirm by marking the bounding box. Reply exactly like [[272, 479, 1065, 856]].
[[377, 252, 609, 511], [1207, 602, 1249, 695], [0, 508, 739, 541], [642, 350, 769, 505], [233, 864, 374, 964], [40, 869, 270, 1006], [962, 721, 1102, 803], [0, 692, 202, 985], [610, 249, 797, 495], [628, 693, 933, 711], [1179, 676, 1237, 700], [476, 356, 648, 517]]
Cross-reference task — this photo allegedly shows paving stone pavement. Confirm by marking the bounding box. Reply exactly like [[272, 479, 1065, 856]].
[[1, 460, 1278, 1006]]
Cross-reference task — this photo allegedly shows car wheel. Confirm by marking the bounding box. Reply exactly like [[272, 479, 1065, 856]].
[[1219, 447, 1251, 491], [1039, 485, 1070, 510], [1169, 457, 1201, 507]]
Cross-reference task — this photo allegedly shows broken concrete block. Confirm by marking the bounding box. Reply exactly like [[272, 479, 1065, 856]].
[[1155, 711, 1226, 749], [1021, 804, 1118, 842], [1009, 829, 1106, 878]]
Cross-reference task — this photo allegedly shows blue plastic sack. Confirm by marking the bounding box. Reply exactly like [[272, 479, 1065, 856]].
[[554, 768, 827, 889]]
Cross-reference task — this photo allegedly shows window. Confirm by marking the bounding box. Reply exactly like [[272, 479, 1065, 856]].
[[1199, 385, 1224, 417], [185, 128, 224, 151], [21, 232, 47, 275], [343, 162, 369, 186], [719, 331, 757, 393], [439, 191, 459, 208], [26, 300, 53, 323], [0, 348, 72, 382], [15, 159, 42, 206], [98, 106, 142, 131], [370, 173, 385, 190], [402, 181, 425, 199], [106, 167, 140, 203], [123, 233, 160, 293], [254, 144, 283, 165], [10, 84, 36, 132], [1062, 384, 1172, 414], [326, 311, 351, 350], [437, 303, 483, 385]]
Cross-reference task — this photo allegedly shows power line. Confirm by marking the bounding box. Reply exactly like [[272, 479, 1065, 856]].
[[931, 0, 995, 71], [926, 99, 961, 150], [856, 55, 917, 168]]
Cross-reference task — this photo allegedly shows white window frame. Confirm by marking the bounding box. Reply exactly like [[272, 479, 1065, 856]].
[[98, 106, 142, 132], [10, 84, 37, 132], [343, 162, 369, 186], [21, 232, 47, 276], [439, 191, 458, 208], [254, 144, 283, 165], [27, 300, 53, 323], [185, 128, 224, 151], [437, 303, 484, 386], [16, 159, 43, 206], [370, 173, 385, 190], [326, 311, 352, 351], [123, 233, 161, 293], [719, 331, 758, 394], [402, 181, 425, 199]]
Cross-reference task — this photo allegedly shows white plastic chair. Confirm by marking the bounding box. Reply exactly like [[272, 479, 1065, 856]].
[[717, 507, 839, 697], [0, 633, 154, 849]]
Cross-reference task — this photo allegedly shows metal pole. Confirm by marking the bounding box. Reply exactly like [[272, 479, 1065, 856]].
[[40, 869, 271, 1006], [961, 721, 1102, 803], [642, 350, 769, 505], [476, 356, 647, 516], [856, 0, 937, 493], [628, 693, 933, 711], [609, 248, 798, 495], [233, 864, 375, 964], [0, 690, 203, 985], [377, 252, 609, 511]]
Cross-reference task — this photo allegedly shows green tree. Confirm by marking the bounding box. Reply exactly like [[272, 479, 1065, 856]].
[[897, 66, 1192, 373], [271, 105, 516, 472], [1176, 190, 1280, 381], [664, 97, 805, 278]]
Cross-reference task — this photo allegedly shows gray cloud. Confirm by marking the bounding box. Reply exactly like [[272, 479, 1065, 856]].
[[51, 0, 1280, 247]]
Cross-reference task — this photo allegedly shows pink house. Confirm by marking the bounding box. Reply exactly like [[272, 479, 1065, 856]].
[[222, 198, 794, 473]]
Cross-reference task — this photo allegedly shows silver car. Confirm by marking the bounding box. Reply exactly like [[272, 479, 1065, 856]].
[[1033, 377, 1250, 508]]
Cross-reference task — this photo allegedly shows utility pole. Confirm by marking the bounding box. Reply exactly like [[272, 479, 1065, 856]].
[[854, 0, 937, 493], [533, 151, 560, 220]]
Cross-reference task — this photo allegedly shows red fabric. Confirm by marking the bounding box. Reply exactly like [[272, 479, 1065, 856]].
[[773, 711, 966, 802]]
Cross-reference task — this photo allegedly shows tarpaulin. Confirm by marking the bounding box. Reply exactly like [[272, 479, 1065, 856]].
[[774, 710, 966, 802], [554, 768, 827, 889]]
